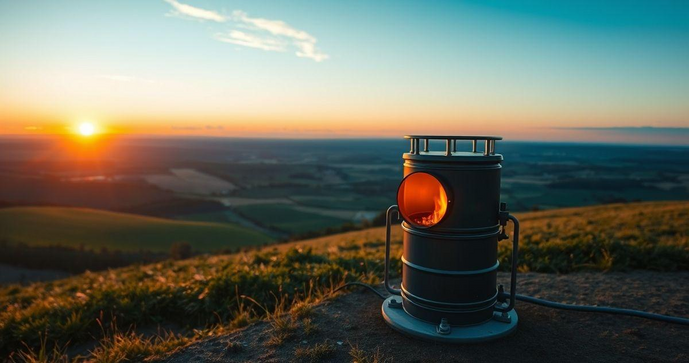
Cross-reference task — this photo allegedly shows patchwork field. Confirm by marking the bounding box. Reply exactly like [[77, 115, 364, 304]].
[[0, 207, 273, 253], [143, 168, 237, 195], [234, 204, 349, 234], [1, 138, 688, 241]]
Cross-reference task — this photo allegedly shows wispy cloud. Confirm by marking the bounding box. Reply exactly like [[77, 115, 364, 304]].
[[294, 40, 328, 62], [214, 30, 286, 52], [162, 1, 328, 62], [232, 10, 314, 42], [163, 0, 226, 22], [228, 10, 328, 62]]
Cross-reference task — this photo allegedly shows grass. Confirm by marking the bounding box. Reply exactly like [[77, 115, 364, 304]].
[[0, 207, 274, 253], [301, 318, 317, 336], [88, 328, 189, 362], [1, 201, 687, 361], [0, 244, 378, 360], [294, 341, 336, 362], [235, 204, 349, 235], [504, 201, 689, 273], [8, 332, 71, 363], [349, 344, 391, 363], [290, 301, 315, 320], [265, 313, 297, 347]]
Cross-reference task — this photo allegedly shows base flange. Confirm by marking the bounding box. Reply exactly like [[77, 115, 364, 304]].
[[381, 296, 518, 343]]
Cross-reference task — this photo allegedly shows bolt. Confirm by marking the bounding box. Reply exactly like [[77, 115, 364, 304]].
[[437, 318, 452, 335]]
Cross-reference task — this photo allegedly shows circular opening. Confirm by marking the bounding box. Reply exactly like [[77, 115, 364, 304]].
[[397, 172, 449, 228]]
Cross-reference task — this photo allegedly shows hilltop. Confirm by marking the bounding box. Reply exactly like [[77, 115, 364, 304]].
[[1, 201, 688, 362]]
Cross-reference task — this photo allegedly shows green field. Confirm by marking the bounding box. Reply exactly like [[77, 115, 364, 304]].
[[0, 207, 273, 252], [235, 204, 349, 234]]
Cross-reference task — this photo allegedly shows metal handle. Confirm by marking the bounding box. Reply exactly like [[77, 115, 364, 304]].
[[384, 205, 402, 295], [496, 214, 519, 312]]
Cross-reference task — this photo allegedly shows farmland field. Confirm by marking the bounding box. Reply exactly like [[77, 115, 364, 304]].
[[0, 207, 274, 253], [143, 168, 237, 195], [0, 137, 688, 241], [234, 204, 349, 234]]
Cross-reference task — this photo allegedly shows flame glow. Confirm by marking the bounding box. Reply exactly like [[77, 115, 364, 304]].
[[413, 185, 448, 227], [398, 172, 449, 228]]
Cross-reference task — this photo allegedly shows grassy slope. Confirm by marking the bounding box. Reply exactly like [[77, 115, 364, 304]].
[[0, 207, 273, 252], [1, 201, 687, 360], [271, 201, 689, 272]]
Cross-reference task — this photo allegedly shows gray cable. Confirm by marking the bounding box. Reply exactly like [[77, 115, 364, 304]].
[[336, 282, 689, 326], [331, 282, 387, 300], [513, 293, 689, 326]]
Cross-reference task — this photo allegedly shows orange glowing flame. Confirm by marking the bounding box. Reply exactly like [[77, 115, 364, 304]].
[[413, 185, 448, 226], [398, 172, 449, 228]]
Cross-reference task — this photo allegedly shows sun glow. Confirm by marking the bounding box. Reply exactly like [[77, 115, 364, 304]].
[[78, 122, 96, 137]]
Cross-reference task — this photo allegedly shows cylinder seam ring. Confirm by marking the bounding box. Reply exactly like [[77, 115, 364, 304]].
[[401, 257, 500, 276]]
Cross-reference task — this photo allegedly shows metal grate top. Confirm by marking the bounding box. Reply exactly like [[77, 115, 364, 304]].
[[404, 135, 502, 156]]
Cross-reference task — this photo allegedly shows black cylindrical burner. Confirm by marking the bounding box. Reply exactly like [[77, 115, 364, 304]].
[[382, 135, 520, 343]]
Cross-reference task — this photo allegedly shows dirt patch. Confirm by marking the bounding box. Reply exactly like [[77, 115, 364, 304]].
[[159, 272, 689, 362]]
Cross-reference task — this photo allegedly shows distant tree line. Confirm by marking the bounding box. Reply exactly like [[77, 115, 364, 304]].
[[170, 241, 192, 260], [0, 240, 166, 274]]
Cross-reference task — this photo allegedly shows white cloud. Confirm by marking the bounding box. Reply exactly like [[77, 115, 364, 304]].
[[294, 41, 328, 62], [230, 10, 328, 62], [162, 1, 328, 62], [214, 30, 286, 52], [164, 0, 226, 23], [232, 10, 314, 42], [229, 10, 328, 62]]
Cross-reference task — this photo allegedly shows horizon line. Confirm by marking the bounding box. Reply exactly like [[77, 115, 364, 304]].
[[1, 133, 688, 148]]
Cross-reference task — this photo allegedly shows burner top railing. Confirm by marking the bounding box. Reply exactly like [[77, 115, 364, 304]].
[[404, 135, 502, 156]]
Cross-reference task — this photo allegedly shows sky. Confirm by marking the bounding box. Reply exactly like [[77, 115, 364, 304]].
[[0, 0, 688, 143]]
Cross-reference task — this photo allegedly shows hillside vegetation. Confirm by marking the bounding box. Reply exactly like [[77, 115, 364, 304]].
[[0, 207, 274, 253], [1, 201, 688, 361]]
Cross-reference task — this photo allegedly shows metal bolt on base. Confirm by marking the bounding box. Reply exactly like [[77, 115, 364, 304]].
[[437, 318, 452, 335], [493, 311, 512, 324]]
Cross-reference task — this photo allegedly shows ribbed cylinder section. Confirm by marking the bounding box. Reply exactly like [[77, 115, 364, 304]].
[[399, 150, 503, 326]]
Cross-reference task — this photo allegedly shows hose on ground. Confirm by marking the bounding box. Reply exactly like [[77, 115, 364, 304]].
[[331, 281, 388, 300], [512, 293, 689, 326], [337, 282, 689, 326]]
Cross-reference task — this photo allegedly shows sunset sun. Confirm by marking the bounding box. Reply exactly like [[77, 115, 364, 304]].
[[78, 122, 96, 136]]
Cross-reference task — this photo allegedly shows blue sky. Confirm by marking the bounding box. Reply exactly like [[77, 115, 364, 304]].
[[0, 0, 687, 142]]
